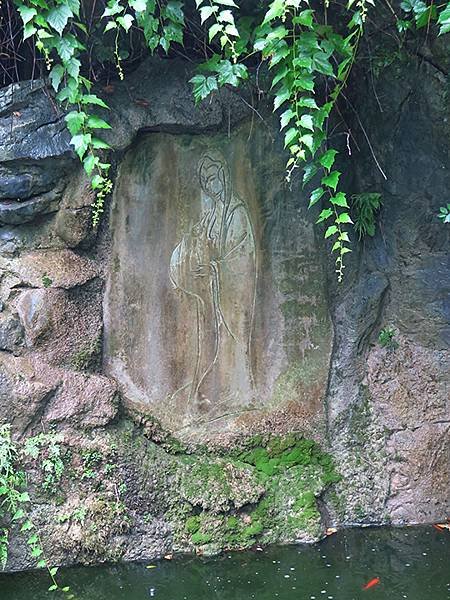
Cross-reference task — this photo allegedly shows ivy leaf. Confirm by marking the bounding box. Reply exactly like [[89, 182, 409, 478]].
[[83, 155, 97, 176], [273, 87, 290, 111], [49, 64, 65, 92], [293, 9, 314, 27], [65, 111, 86, 135], [330, 192, 348, 208], [316, 208, 333, 223], [208, 23, 222, 42], [48, 585, 58, 592], [284, 127, 297, 148], [215, 0, 238, 5], [309, 186, 324, 208], [129, 0, 147, 11], [321, 170, 341, 191], [86, 116, 111, 129], [117, 14, 134, 32], [47, 4, 73, 35], [18, 5, 37, 25], [91, 137, 111, 149], [336, 212, 353, 224], [303, 162, 318, 185], [298, 97, 318, 109], [299, 134, 314, 152], [23, 22, 37, 39], [299, 114, 314, 131], [319, 149, 337, 170], [280, 108, 294, 129], [190, 74, 218, 103], [438, 6, 450, 34], [71, 133, 91, 160], [325, 225, 338, 238], [81, 94, 109, 109], [200, 6, 217, 23], [294, 73, 314, 91], [263, 0, 285, 24], [312, 51, 334, 77]]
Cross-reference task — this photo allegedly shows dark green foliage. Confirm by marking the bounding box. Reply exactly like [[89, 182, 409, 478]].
[[351, 193, 383, 239]]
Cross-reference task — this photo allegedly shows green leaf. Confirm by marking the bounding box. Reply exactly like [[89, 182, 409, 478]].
[[18, 5, 37, 25], [299, 114, 314, 131], [117, 13, 134, 31], [48, 585, 58, 592], [321, 170, 341, 191], [37, 560, 47, 569], [208, 23, 222, 42], [316, 208, 333, 223], [49, 64, 64, 92], [104, 20, 117, 31], [91, 137, 111, 150], [284, 127, 298, 147], [309, 187, 324, 208], [263, 0, 285, 24], [190, 74, 218, 103], [216, 0, 237, 5], [47, 4, 73, 35], [65, 111, 86, 136], [280, 108, 294, 129], [303, 162, 318, 185], [129, 0, 147, 11], [312, 51, 334, 77], [336, 212, 353, 224], [298, 97, 318, 110], [71, 133, 91, 160], [273, 87, 290, 111], [80, 95, 109, 109], [23, 22, 37, 39], [438, 5, 450, 34], [319, 149, 337, 170], [200, 6, 217, 23], [299, 134, 314, 152], [86, 116, 111, 129], [330, 192, 348, 208], [12, 508, 25, 521], [294, 74, 314, 92], [27, 534, 39, 545], [20, 520, 34, 532], [50, 567, 59, 576], [325, 225, 338, 238], [294, 9, 314, 27], [83, 154, 98, 176]]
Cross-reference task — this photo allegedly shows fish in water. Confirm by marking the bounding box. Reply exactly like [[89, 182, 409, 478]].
[[362, 577, 380, 590]]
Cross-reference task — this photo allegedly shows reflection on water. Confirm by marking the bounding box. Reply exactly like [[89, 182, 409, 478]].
[[1, 527, 449, 600]]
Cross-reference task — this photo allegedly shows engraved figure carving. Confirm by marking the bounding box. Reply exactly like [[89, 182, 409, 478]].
[[170, 154, 257, 409]]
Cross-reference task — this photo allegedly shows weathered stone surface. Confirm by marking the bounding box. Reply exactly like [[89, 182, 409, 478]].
[[100, 57, 251, 151], [0, 80, 71, 163], [0, 190, 60, 225], [104, 124, 332, 441], [0, 353, 117, 434], [326, 47, 450, 525], [0, 313, 24, 353], [4, 249, 98, 289]]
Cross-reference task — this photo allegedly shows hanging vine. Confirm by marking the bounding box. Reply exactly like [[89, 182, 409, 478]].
[[10, 0, 450, 277]]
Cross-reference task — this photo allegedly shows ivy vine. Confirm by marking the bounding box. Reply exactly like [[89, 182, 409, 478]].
[[11, 0, 450, 278]]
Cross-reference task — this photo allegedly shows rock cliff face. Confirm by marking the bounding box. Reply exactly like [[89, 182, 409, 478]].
[[0, 50, 448, 571]]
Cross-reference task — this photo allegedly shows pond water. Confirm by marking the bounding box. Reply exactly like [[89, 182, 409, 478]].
[[1, 527, 449, 600]]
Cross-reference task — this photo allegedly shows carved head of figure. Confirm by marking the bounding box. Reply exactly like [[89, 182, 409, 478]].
[[198, 155, 227, 204]]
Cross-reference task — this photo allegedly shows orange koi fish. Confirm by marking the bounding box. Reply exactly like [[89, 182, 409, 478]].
[[362, 577, 380, 590]]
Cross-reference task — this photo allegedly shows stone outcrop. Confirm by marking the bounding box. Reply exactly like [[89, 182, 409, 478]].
[[0, 40, 448, 572]]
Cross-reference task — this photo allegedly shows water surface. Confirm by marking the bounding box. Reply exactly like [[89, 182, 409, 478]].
[[1, 527, 449, 599]]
